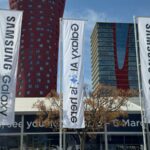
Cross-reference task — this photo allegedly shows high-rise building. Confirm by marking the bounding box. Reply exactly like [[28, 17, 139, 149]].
[[91, 22, 138, 93], [9, 0, 66, 97]]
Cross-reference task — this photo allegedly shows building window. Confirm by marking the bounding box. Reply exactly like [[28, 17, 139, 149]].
[[46, 74, 50, 77], [47, 39, 50, 43], [50, 18, 53, 22], [19, 79, 23, 83], [28, 84, 32, 88], [45, 62, 49, 65], [40, 67, 44, 71], [38, 5, 42, 8], [36, 49, 40, 53], [45, 85, 49, 89], [18, 91, 22, 96], [37, 22, 42, 25], [36, 73, 41, 76], [37, 78, 41, 82], [29, 67, 33, 71], [30, 16, 34, 20], [26, 91, 31, 95], [29, 44, 34, 48], [21, 46, 24, 49], [20, 68, 24, 72], [20, 50, 24, 54], [29, 61, 33, 65], [37, 55, 41, 59], [36, 60, 40, 65], [28, 4, 32, 8], [37, 38, 41, 42], [27, 73, 31, 77], [47, 80, 50, 84], [28, 55, 32, 60], [47, 28, 52, 32], [18, 74, 22, 78], [36, 27, 44, 31], [40, 16, 44, 19], [40, 91, 43, 95], [39, 44, 43, 48], [50, 6, 54, 10], [30, 10, 33, 13], [49, 45, 52, 48], [19, 85, 22, 89], [28, 22, 31, 26], [40, 33, 44, 36], [20, 62, 24, 67], [35, 84, 39, 88], [28, 79, 31, 83]]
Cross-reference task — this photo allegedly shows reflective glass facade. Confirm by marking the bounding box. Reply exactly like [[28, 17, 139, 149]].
[[0, 114, 145, 150], [91, 23, 138, 93]]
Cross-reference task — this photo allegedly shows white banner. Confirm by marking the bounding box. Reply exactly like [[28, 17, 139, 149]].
[[62, 19, 85, 128], [0, 10, 23, 125], [137, 17, 150, 123]]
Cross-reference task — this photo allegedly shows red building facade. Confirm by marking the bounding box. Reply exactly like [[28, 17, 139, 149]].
[[9, 0, 66, 97]]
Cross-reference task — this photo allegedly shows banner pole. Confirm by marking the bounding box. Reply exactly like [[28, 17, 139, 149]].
[[133, 16, 147, 150], [59, 17, 63, 150]]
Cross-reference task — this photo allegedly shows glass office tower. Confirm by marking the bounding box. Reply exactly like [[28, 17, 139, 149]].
[[91, 22, 138, 93]]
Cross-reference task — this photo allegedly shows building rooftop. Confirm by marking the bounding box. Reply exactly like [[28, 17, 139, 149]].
[[14, 97, 141, 114]]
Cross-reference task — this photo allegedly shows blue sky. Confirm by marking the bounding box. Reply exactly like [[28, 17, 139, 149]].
[[1, 0, 150, 90], [64, 0, 150, 22], [64, 0, 150, 90]]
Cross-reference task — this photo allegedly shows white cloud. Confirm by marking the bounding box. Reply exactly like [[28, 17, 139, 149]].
[[64, 8, 121, 33], [64, 9, 112, 88], [83, 9, 108, 31], [64, 8, 116, 31]]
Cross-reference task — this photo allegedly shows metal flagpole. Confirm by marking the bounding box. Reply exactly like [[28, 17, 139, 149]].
[[104, 123, 108, 150], [133, 16, 147, 150], [59, 17, 63, 150], [20, 115, 24, 150], [63, 129, 66, 150], [145, 119, 150, 150]]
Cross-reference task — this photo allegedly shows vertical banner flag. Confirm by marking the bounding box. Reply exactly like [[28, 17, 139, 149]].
[[62, 19, 85, 128], [137, 17, 150, 123], [0, 10, 23, 125]]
